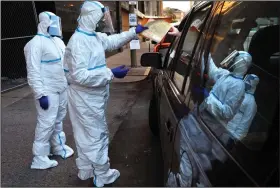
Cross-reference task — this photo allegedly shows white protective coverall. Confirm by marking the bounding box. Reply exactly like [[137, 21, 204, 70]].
[[63, 1, 137, 186], [199, 52, 252, 145], [24, 11, 74, 170], [200, 52, 252, 125], [227, 74, 259, 140]]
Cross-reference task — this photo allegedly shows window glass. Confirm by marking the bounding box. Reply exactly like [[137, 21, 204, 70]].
[[164, 13, 190, 71], [164, 36, 184, 78], [173, 5, 212, 91], [199, 2, 279, 185], [166, 37, 181, 68], [183, 36, 205, 110]]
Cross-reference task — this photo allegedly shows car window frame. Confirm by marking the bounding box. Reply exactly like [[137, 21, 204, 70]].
[[169, 2, 214, 93], [162, 10, 193, 70], [180, 3, 214, 94]]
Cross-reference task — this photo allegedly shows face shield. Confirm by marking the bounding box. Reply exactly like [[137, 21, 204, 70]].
[[220, 50, 239, 68], [228, 51, 252, 75], [48, 15, 62, 38], [220, 51, 252, 76], [96, 6, 115, 34]]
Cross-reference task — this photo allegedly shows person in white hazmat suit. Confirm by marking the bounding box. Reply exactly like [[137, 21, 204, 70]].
[[24, 11, 74, 170], [226, 74, 259, 141], [63, 1, 148, 187], [199, 51, 252, 143]]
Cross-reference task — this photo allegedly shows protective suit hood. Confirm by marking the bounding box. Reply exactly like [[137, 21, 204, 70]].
[[228, 51, 252, 77], [37, 11, 55, 36], [78, 1, 105, 33]]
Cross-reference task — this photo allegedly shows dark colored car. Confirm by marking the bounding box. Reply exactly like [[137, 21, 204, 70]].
[[141, 1, 279, 187]]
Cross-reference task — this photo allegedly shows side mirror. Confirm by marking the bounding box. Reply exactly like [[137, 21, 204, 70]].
[[140, 53, 163, 69]]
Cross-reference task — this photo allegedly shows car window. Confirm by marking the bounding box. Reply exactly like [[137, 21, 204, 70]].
[[173, 5, 212, 92], [183, 36, 205, 110], [164, 26, 187, 72], [163, 13, 191, 71], [166, 37, 181, 68], [199, 2, 279, 185], [163, 26, 178, 43]]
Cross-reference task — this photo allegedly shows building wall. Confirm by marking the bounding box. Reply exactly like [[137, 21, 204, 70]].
[[144, 1, 162, 16], [158, 1, 163, 16], [1, 1, 124, 80], [138, 1, 145, 14], [121, 9, 130, 32], [2, 1, 38, 79], [139, 17, 173, 26], [174, 11, 185, 21]]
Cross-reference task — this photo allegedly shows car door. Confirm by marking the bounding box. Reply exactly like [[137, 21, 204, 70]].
[[175, 1, 280, 186], [164, 2, 214, 187], [156, 16, 189, 65], [198, 2, 280, 186], [155, 10, 195, 184]]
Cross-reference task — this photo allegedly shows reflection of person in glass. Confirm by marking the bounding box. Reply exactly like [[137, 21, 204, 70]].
[[199, 51, 252, 136], [226, 74, 259, 141]]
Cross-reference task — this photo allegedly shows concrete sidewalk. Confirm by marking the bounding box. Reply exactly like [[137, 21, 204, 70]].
[[1, 81, 148, 187], [107, 42, 152, 83]]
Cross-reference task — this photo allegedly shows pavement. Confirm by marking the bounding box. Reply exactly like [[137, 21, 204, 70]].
[[1, 78, 28, 93], [1, 79, 163, 187], [109, 81, 163, 186], [1, 41, 160, 187], [106, 42, 152, 83]]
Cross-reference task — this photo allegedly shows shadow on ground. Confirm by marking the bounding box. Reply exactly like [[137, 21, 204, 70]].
[[109, 81, 164, 187]]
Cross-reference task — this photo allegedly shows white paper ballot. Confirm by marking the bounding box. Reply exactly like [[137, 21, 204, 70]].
[[141, 20, 172, 43], [130, 40, 140, 50]]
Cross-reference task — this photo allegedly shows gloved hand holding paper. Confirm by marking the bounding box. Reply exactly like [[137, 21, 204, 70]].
[[141, 20, 172, 43]]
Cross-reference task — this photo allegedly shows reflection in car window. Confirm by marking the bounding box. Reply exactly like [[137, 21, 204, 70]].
[[183, 36, 205, 111], [173, 5, 212, 91], [165, 19, 189, 70], [201, 1, 279, 144], [199, 2, 279, 185], [167, 36, 181, 69]]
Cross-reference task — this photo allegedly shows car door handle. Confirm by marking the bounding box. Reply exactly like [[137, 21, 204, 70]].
[[165, 120, 174, 143], [165, 120, 171, 134]]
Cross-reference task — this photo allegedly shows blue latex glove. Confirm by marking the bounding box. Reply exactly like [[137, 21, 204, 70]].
[[111, 65, 130, 79], [135, 24, 148, 34], [203, 88, 210, 97], [193, 86, 209, 97], [39, 96, 49, 110]]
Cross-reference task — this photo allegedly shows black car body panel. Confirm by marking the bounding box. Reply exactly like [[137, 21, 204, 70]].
[[142, 1, 279, 186]]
